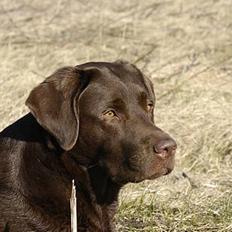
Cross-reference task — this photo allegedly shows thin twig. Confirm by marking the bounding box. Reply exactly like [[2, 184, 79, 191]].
[[70, 180, 77, 232], [134, 45, 158, 64]]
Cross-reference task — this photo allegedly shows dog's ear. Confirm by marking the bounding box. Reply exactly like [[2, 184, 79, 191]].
[[26, 66, 98, 151]]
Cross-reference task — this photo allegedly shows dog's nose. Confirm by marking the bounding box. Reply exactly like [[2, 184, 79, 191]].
[[153, 138, 177, 158]]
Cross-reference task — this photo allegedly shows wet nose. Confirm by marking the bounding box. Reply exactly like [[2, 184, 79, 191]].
[[153, 138, 177, 157]]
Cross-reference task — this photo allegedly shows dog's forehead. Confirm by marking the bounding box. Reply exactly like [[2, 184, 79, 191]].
[[78, 61, 153, 95]]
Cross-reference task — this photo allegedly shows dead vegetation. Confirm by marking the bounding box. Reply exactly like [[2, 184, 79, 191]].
[[0, 0, 231, 231]]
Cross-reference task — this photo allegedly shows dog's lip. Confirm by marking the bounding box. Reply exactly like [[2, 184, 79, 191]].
[[164, 167, 173, 175], [147, 173, 162, 180], [148, 167, 173, 179]]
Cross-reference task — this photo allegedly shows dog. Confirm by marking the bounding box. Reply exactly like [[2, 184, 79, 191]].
[[0, 60, 176, 231]]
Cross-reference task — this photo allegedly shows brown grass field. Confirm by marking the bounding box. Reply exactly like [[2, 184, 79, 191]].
[[0, 0, 232, 231]]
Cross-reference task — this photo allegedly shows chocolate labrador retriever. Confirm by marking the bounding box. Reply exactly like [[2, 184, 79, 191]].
[[0, 60, 176, 232]]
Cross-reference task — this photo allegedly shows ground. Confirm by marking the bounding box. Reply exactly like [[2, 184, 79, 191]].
[[0, 0, 231, 231]]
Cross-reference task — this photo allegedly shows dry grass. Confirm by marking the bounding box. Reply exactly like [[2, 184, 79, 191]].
[[0, 0, 232, 231]]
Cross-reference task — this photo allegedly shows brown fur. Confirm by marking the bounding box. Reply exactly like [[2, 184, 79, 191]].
[[0, 61, 176, 231]]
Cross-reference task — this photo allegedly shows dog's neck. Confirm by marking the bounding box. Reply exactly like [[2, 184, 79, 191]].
[[88, 165, 121, 204], [61, 153, 121, 205]]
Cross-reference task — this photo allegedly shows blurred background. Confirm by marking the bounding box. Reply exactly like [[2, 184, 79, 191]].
[[0, 0, 231, 231]]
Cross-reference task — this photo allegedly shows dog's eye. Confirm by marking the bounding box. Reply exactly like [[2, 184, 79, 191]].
[[147, 103, 154, 112], [103, 110, 117, 118]]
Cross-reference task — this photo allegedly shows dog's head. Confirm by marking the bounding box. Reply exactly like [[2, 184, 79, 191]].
[[26, 61, 176, 184]]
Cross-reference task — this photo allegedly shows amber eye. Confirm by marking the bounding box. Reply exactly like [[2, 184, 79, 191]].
[[147, 103, 154, 112], [103, 110, 117, 118]]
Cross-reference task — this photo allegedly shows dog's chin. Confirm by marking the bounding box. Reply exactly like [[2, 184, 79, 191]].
[[147, 168, 173, 180]]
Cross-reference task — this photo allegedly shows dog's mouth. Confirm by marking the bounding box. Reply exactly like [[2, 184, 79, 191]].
[[112, 167, 173, 184], [147, 154, 175, 179], [147, 167, 174, 180], [141, 145, 176, 181], [164, 167, 173, 175], [108, 153, 175, 184]]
